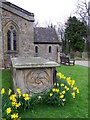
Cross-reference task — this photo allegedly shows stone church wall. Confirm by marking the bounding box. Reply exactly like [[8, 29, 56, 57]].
[[0, 1, 4, 68], [34, 44, 59, 62], [2, 3, 34, 68]]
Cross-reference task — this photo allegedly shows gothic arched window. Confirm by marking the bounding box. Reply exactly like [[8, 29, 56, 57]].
[[6, 25, 17, 51]]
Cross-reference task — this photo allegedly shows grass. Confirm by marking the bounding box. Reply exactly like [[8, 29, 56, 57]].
[[0, 65, 88, 118]]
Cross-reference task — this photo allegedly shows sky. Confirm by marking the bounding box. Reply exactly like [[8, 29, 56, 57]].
[[7, 0, 89, 26]]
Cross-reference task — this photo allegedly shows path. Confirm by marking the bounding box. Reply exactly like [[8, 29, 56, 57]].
[[75, 61, 89, 67]]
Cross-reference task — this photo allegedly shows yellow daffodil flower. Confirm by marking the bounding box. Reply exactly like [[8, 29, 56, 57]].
[[11, 113, 18, 119], [23, 94, 26, 97], [8, 89, 12, 96], [60, 94, 64, 99], [24, 96, 30, 101], [12, 102, 16, 106], [66, 88, 69, 91], [38, 96, 41, 99], [67, 77, 71, 81], [62, 90, 65, 94], [61, 84, 64, 87], [72, 92, 75, 99], [16, 102, 21, 109], [55, 89, 59, 93], [6, 107, 11, 115], [52, 88, 56, 92], [60, 92, 62, 95], [65, 85, 67, 89], [57, 83, 59, 87], [50, 93, 53, 97], [77, 89, 79, 93], [62, 99, 66, 102], [1, 88, 5, 95], [17, 88, 21, 98], [73, 87, 77, 91], [54, 82, 56, 86], [72, 80, 75, 86]]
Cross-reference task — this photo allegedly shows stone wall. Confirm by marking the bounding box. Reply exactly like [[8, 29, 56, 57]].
[[34, 44, 59, 62], [2, 3, 34, 68], [0, 2, 61, 68], [0, 1, 4, 68]]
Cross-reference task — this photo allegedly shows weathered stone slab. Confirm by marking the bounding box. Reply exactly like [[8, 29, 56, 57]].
[[11, 57, 60, 94], [11, 57, 60, 68]]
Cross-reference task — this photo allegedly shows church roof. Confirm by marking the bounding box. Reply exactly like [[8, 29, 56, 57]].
[[2, 1, 34, 17], [34, 27, 60, 44]]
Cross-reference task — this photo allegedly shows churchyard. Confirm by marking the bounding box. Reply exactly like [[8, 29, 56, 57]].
[[0, 65, 88, 119]]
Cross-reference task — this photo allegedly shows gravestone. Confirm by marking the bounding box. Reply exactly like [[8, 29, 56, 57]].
[[11, 57, 60, 94]]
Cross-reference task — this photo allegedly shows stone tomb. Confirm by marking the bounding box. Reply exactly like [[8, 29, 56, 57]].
[[11, 57, 60, 94]]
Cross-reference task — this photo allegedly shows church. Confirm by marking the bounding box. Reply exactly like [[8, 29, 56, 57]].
[[0, 0, 62, 68]]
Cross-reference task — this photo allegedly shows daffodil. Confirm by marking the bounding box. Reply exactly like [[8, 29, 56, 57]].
[[73, 87, 77, 91], [17, 88, 21, 98], [62, 99, 66, 102], [72, 80, 75, 86], [60, 94, 64, 99], [57, 83, 59, 87], [54, 82, 56, 86], [60, 92, 62, 95], [50, 93, 53, 97], [16, 102, 21, 109], [8, 89, 12, 96], [65, 85, 67, 89], [66, 88, 69, 91], [12, 102, 16, 106], [72, 92, 75, 99], [38, 96, 41, 99], [55, 89, 59, 93], [61, 84, 64, 87], [57, 72, 62, 79], [23, 94, 26, 97], [77, 89, 79, 93], [62, 90, 65, 94], [11, 113, 18, 119], [6, 107, 11, 115], [1, 88, 5, 95], [52, 88, 56, 92], [24, 96, 30, 101]]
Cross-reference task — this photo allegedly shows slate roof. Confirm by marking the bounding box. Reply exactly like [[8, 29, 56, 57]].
[[34, 27, 60, 44]]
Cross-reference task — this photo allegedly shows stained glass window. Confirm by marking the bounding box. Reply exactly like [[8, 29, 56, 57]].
[[7, 30, 11, 50], [7, 26, 17, 51]]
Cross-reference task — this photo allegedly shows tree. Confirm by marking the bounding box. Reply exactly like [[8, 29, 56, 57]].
[[57, 22, 66, 53], [65, 16, 88, 52], [75, 0, 89, 25]]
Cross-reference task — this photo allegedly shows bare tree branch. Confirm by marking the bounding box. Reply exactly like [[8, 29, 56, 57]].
[[75, 0, 89, 25]]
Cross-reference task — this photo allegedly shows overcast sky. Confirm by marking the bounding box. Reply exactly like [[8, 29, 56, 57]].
[[7, 0, 89, 26]]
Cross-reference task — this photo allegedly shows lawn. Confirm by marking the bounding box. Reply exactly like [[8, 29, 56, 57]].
[[0, 65, 88, 118]]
